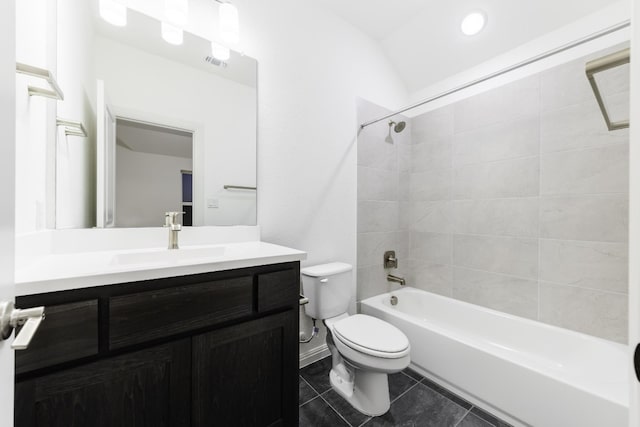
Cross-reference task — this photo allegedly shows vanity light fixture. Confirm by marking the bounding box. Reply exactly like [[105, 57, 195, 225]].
[[461, 11, 487, 36], [211, 41, 230, 61], [99, 0, 127, 27], [219, 2, 239, 44], [165, 0, 189, 26], [161, 22, 184, 45]]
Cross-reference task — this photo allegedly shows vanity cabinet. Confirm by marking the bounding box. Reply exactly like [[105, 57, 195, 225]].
[[15, 340, 191, 427], [14, 262, 300, 427]]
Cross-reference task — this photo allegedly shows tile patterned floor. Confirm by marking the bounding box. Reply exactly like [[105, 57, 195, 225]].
[[299, 357, 512, 427]]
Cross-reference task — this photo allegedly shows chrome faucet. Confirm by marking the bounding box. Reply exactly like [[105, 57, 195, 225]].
[[164, 211, 183, 249], [387, 274, 406, 286]]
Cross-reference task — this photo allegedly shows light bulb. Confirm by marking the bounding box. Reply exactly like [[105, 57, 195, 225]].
[[461, 11, 486, 36], [219, 3, 239, 44], [211, 42, 230, 61], [165, 0, 189, 26], [162, 22, 184, 45], [99, 0, 127, 27]]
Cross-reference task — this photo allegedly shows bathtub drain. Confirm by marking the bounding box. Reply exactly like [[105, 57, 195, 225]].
[[390, 295, 398, 306]]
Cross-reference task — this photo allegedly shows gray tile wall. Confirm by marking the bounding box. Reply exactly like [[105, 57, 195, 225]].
[[357, 44, 629, 343], [357, 99, 411, 301]]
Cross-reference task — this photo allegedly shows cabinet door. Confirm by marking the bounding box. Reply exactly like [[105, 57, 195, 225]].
[[15, 340, 190, 427], [193, 310, 298, 427]]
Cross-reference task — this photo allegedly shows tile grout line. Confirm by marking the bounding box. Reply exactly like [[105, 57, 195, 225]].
[[448, 232, 628, 246], [452, 265, 539, 283], [391, 374, 420, 403], [298, 375, 320, 409], [317, 391, 356, 427], [397, 192, 627, 205], [419, 373, 509, 426], [450, 110, 455, 298], [299, 394, 320, 408], [538, 279, 629, 296], [452, 407, 472, 427], [390, 379, 421, 405], [299, 375, 323, 399], [537, 98, 542, 323]]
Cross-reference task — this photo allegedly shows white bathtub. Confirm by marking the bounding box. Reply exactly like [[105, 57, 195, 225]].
[[361, 287, 628, 427]]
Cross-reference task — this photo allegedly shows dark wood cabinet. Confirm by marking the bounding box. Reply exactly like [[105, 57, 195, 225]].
[[15, 262, 300, 427], [193, 311, 298, 427], [15, 340, 190, 427]]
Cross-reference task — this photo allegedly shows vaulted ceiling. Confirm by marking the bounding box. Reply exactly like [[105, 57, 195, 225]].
[[318, 0, 625, 93]]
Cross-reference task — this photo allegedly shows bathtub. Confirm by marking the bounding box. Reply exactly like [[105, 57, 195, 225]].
[[361, 287, 628, 427]]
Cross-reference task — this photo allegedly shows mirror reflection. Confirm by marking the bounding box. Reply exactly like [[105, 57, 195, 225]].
[[55, 2, 257, 228], [115, 119, 194, 228]]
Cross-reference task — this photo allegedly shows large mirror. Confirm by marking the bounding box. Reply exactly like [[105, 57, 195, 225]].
[[55, 0, 257, 228]]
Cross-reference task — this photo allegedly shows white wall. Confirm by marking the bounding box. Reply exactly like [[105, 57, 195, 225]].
[[55, 0, 97, 229], [94, 36, 256, 227], [231, 0, 408, 360], [115, 146, 192, 227]]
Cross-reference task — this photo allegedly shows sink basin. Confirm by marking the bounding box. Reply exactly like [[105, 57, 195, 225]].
[[110, 246, 225, 266]]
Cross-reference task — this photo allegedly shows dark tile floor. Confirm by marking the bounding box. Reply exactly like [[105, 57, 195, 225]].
[[299, 357, 512, 427]]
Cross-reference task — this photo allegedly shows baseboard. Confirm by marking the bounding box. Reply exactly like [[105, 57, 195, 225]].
[[299, 344, 330, 368]]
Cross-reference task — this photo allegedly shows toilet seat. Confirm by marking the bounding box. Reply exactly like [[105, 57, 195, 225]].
[[332, 314, 410, 359]]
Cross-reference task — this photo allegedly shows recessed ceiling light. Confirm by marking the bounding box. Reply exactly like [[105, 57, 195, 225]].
[[461, 11, 486, 36]]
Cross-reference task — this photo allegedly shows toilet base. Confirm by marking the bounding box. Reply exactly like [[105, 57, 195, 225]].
[[329, 366, 391, 416]]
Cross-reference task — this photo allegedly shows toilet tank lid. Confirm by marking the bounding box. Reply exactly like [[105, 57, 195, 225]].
[[301, 262, 353, 277]]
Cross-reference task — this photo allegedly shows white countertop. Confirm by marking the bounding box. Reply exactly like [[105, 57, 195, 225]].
[[16, 241, 306, 296]]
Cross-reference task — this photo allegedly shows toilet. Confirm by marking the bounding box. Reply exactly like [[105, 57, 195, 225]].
[[301, 262, 410, 416]]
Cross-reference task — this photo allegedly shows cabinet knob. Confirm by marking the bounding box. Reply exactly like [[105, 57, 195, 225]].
[[0, 301, 45, 350]]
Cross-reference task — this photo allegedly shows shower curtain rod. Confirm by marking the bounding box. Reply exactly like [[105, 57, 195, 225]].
[[360, 20, 631, 129]]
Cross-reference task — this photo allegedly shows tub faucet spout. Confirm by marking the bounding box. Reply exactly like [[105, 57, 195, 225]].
[[387, 274, 406, 286]]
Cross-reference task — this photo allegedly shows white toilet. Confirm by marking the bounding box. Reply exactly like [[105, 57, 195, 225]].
[[301, 262, 410, 416]]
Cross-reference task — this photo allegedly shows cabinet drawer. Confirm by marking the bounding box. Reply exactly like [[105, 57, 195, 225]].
[[16, 300, 99, 374], [109, 276, 253, 349], [257, 269, 299, 313]]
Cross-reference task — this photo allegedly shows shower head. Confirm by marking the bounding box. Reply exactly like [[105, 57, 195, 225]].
[[392, 121, 406, 133], [385, 120, 406, 143]]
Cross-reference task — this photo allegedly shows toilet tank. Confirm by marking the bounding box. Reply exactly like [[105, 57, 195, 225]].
[[301, 262, 353, 320]]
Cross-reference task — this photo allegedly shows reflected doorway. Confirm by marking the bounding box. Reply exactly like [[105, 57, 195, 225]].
[[115, 119, 193, 227]]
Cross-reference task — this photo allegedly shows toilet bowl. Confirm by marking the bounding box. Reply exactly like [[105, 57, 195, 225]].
[[324, 313, 410, 415], [301, 263, 411, 416]]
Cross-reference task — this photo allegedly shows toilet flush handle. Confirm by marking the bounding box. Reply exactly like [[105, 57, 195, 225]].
[[320, 278, 329, 283]]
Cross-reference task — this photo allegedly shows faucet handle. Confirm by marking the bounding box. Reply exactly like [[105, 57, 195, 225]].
[[164, 211, 185, 227]]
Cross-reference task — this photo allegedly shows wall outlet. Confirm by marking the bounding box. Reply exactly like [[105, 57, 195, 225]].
[[207, 199, 219, 208]]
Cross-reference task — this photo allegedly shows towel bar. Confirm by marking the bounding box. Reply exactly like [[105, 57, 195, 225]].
[[16, 63, 65, 101]]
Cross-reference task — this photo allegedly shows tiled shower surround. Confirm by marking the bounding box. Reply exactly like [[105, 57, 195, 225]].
[[357, 44, 629, 343]]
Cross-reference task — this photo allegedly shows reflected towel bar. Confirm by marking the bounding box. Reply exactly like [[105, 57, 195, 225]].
[[224, 185, 257, 191], [585, 48, 630, 131], [16, 63, 65, 100], [57, 119, 87, 137]]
